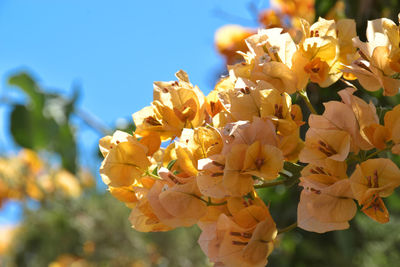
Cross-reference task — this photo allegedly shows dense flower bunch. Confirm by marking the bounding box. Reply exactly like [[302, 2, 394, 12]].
[[99, 14, 400, 266]]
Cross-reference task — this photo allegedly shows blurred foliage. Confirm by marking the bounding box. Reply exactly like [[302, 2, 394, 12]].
[[2, 192, 209, 267], [8, 73, 79, 173], [0, 72, 209, 266]]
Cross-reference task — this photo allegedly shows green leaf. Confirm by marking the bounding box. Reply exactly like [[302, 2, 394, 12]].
[[167, 159, 177, 170], [10, 104, 57, 150], [8, 72, 45, 110], [8, 72, 79, 173], [152, 166, 159, 176], [10, 105, 35, 149], [315, 0, 337, 18], [53, 123, 77, 173]]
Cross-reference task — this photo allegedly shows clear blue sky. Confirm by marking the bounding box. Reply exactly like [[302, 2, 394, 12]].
[[0, 0, 269, 224]]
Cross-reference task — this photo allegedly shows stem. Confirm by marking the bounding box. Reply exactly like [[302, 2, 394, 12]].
[[366, 144, 393, 160], [279, 171, 291, 178], [145, 171, 161, 180], [191, 194, 227, 206], [298, 90, 317, 115], [278, 222, 297, 234], [75, 108, 112, 135], [346, 153, 361, 164], [254, 179, 286, 189], [340, 78, 357, 89], [208, 199, 228, 206]]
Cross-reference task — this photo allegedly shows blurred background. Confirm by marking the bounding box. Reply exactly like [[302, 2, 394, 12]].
[[1, 0, 400, 266]]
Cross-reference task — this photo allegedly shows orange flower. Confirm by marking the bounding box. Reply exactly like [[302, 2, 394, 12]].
[[384, 104, 400, 154], [198, 201, 276, 267], [223, 136, 283, 196], [258, 9, 283, 28], [350, 158, 400, 223], [299, 128, 351, 165], [298, 160, 357, 233], [215, 25, 255, 64], [272, 0, 315, 24], [309, 100, 373, 152], [303, 57, 330, 84], [223, 144, 254, 196], [217, 78, 267, 122], [146, 168, 207, 228], [197, 155, 229, 199], [222, 117, 278, 155], [227, 195, 271, 229], [338, 88, 388, 150], [242, 141, 284, 180]]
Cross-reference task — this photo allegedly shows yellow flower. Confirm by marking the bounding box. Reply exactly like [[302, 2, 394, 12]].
[[215, 25, 255, 64], [342, 17, 400, 96], [229, 28, 299, 94], [336, 19, 358, 80], [293, 18, 342, 89], [133, 70, 206, 140], [259, 87, 299, 136], [100, 131, 150, 187], [0, 225, 17, 256], [54, 170, 82, 198]]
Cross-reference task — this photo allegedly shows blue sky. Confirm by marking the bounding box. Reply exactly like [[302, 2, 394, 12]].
[[0, 0, 269, 223]]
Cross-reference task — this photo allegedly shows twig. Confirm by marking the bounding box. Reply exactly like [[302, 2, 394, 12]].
[[278, 222, 297, 234], [254, 179, 286, 189], [298, 90, 317, 115], [75, 108, 112, 135]]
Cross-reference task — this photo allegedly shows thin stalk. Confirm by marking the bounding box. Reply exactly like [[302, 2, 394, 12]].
[[278, 222, 298, 234], [366, 144, 394, 160], [298, 90, 317, 115], [254, 179, 286, 189], [145, 171, 161, 180], [191, 194, 227, 206], [75, 108, 111, 135]]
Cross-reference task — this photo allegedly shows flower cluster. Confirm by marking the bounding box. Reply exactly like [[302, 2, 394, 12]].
[[99, 14, 400, 266], [0, 149, 93, 206]]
